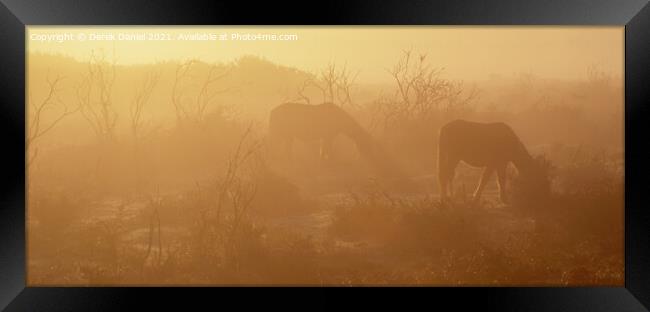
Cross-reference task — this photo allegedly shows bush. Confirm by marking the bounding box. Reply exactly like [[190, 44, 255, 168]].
[[510, 154, 553, 217]]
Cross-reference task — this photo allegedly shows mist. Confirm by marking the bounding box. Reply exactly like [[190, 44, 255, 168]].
[[27, 27, 623, 285]]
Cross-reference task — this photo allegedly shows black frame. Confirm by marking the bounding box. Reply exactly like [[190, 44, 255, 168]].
[[1, 0, 649, 310]]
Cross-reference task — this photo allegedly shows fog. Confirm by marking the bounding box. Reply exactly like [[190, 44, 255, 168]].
[[27, 27, 623, 285]]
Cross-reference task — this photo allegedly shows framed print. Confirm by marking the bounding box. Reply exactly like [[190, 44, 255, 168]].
[[1, 0, 649, 310]]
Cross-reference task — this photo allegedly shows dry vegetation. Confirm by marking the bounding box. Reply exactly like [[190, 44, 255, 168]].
[[27, 49, 623, 285]]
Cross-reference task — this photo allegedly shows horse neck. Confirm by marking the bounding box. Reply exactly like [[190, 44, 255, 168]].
[[340, 116, 373, 149]]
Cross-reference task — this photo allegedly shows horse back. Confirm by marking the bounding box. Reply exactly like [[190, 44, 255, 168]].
[[269, 103, 350, 141], [439, 120, 522, 167]]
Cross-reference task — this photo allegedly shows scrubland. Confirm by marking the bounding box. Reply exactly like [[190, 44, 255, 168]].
[[27, 52, 623, 285]]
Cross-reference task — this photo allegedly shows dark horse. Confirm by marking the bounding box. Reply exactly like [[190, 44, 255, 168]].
[[437, 120, 542, 203]]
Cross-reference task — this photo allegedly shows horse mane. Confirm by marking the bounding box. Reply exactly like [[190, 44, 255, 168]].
[[326, 104, 403, 178]]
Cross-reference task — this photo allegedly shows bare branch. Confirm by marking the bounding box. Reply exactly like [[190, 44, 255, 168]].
[[293, 62, 358, 107], [380, 49, 478, 130], [27, 72, 80, 167], [77, 50, 119, 143], [172, 60, 231, 128], [130, 70, 161, 140]]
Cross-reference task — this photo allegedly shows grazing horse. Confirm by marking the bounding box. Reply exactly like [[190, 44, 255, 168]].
[[269, 102, 373, 161], [437, 119, 538, 203], [269, 102, 402, 177]]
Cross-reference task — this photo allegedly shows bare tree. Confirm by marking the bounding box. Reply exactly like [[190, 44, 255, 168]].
[[77, 51, 118, 143], [171, 60, 231, 128], [380, 49, 478, 130], [27, 73, 79, 167], [130, 70, 160, 140], [171, 59, 195, 124], [332, 63, 357, 107], [142, 190, 163, 272], [289, 62, 359, 107], [129, 70, 160, 196], [196, 64, 231, 124], [214, 123, 261, 230], [220, 124, 261, 268], [194, 123, 262, 268], [294, 78, 313, 105]]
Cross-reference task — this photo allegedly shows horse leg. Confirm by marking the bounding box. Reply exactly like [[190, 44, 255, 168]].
[[496, 164, 509, 204], [473, 167, 494, 202], [320, 138, 333, 164], [448, 160, 459, 198], [439, 172, 449, 202], [283, 138, 293, 162], [439, 159, 458, 201]]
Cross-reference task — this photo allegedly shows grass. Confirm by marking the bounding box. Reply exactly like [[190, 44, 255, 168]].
[[27, 145, 623, 286]]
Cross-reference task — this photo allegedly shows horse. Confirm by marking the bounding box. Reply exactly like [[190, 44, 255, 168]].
[[437, 119, 543, 203], [268, 102, 402, 178]]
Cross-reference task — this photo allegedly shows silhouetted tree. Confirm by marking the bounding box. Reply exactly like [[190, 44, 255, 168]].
[[130, 70, 160, 140], [27, 73, 79, 167], [290, 62, 359, 107], [77, 51, 118, 143], [171, 60, 231, 128], [369, 49, 478, 135]]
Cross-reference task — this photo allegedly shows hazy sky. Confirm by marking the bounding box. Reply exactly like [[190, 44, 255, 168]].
[[28, 26, 623, 83]]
